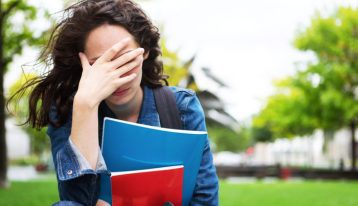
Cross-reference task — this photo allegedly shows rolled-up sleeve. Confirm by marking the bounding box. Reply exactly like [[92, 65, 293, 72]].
[[47, 105, 109, 181], [53, 138, 108, 181], [46, 104, 109, 205], [174, 89, 219, 206], [68, 138, 107, 176]]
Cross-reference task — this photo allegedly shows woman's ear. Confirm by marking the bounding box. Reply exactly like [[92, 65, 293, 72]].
[[143, 51, 149, 60]]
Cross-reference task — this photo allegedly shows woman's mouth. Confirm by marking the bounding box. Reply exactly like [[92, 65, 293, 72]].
[[112, 88, 129, 96]]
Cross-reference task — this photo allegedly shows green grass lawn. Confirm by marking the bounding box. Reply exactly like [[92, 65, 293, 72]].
[[220, 179, 358, 206], [0, 179, 58, 206], [1, 178, 358, 206]]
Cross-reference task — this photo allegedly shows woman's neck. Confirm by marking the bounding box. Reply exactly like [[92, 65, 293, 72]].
[[105, 87, 143, 123]]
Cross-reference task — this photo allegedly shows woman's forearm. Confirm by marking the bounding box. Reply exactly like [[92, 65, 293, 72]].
[[70, 93, 100, 170], [69, 40, 143, 171]]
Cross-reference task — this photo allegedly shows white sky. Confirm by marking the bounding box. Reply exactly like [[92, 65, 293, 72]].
[[5, 0, 358, 122]]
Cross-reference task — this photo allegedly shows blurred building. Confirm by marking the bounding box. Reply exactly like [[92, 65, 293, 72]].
[[6, 118, 30, 159], [214, 128, 357, 170]]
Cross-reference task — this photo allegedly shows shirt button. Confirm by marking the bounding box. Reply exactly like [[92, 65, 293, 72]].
[[67, 170, 73, 175]]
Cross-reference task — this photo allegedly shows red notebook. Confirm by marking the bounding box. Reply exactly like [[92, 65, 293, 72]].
[[111, 165, 184, 206]]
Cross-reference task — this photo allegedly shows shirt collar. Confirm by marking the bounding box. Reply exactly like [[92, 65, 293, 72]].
[[137, 85, 160, 126]]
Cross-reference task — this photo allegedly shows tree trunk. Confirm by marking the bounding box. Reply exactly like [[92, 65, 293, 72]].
[[0, 0, 9, 188], [351, 119, 357, 171]]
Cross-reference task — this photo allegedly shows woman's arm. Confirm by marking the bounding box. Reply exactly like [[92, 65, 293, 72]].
[[174, 88, 219, 206], [48, 39, 144, 205], [71, 39, 143, 169], [47, 105, 104, 205]]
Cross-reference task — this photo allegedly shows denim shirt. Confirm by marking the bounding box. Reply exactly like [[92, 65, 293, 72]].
[[47, 86, 219, 206]]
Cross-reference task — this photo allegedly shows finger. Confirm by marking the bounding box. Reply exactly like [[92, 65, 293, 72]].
[[113, 73, 137, 86], [96, 199, 110, 206], [111, 55, 143, 77], [110, 47, 144, 70], [78, 52, 91, 72], [95, 37, 131, 64]]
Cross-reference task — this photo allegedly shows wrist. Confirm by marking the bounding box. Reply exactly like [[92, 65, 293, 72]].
[[74, 92, 99, 111]]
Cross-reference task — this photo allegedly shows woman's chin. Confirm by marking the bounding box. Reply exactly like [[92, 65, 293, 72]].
[[106, 87, 136, 106], [107, 94, 130, 106]]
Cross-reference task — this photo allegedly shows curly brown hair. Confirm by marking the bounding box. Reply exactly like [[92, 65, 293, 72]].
[[8, 0, 168, 129]]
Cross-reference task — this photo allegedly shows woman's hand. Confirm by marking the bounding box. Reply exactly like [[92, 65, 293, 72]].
[[96, 199, 111, 206], [76, 38, 144, 108], [70, 38, 144, 170]]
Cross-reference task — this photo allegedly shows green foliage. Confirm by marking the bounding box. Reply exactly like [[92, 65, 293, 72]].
[[161, 37, 188, 86], [9, 155, 40, 166], [207, 123, 250, 152], [8, 73, 50, 155], [295, 7, 358, 64], [2, 0, 51, 71], [2, 0, 53, 158], [252, 78, 319, 139], [161, 37, 199, 90], [8, 73, 36, 117], [294, 6, 358, 128], [251, 125, 273, 142], [253, 6, 358, 140], [25, 126, 50, 156]]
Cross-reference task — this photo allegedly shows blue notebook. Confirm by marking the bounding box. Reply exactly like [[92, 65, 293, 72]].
[[99, 117, 207, 205]]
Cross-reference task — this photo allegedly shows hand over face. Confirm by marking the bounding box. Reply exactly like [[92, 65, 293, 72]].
[[77, 37, 144, 107]]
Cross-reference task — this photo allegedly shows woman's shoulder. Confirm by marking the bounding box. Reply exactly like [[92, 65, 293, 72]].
[[166, 86, 205, 130], [168, 86, 195, 96], [167, 86, 201, 113]]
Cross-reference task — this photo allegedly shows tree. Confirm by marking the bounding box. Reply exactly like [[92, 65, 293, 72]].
[[8, 73, 50, 156], [294, 7, 358, 170], [252, 77, 319, 140], [253, 7, 358, 170], [160, 37, 192, 87], [0, 0, 49, 188]]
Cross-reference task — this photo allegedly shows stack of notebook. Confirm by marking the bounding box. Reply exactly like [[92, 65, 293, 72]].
[[99, 117, 207, 206]]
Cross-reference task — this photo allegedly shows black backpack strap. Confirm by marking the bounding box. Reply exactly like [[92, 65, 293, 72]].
[[153, 86, 183, 130]]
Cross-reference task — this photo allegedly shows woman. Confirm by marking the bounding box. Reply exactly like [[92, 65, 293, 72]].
[[10, 0, 218, 205]]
